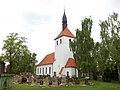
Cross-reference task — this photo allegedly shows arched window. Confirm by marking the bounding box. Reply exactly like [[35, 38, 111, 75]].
[[57, 41, 58, 45], [60, 39, 62, 44], [43, 68, 44, 74], [40, 68, 41, 74], [49, 67, 51, 74], [46, 67, 47, 74]]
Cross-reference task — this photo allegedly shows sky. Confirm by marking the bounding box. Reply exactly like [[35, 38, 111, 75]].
[[0, 0, 120, 63]]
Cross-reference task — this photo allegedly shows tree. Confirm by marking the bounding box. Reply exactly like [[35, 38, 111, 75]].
[[70, 17, 94, 78], [99, 21, 111, 81], [2, 32, 37, 73], [92, 42, 100, 80], [99, 12, 120, 81], [25, 52, 37, 73]]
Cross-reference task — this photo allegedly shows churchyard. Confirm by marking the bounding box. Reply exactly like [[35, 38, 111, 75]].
[[12, 79, 120, 90], [1, 61, 120, 90], [11, 73, 120, 90], [13, 72, 83, 87]]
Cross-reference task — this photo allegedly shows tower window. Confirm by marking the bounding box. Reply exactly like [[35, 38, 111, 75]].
[[57, 41, 58, 45], [60, 39, 62, 44]]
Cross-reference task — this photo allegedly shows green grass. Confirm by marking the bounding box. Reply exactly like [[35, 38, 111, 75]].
[[12, 80, 120, 90]]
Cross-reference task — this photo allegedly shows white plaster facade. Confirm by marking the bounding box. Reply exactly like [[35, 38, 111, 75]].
[[65, 68, 78, 77], [53, 36, 75, 77], [36, 64, 53, 76]]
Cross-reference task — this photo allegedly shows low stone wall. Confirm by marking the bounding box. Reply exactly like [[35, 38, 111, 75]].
[[13, 74, 84, 87]]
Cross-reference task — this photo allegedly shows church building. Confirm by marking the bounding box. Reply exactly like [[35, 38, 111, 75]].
[[36, 10, 78, 77]]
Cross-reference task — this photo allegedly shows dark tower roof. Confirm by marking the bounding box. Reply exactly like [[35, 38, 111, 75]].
[[62, 9, 67, 31]]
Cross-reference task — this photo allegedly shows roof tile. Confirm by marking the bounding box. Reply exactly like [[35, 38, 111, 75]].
[[37, 53, 55, 66], [65, 58, 77, 68], [54, 28, 75, 40]]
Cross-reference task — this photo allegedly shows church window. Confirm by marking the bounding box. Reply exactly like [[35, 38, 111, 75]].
[[60, 39, 62, 44], [46, 67, 47, 74], [40, 68, 41, 74], [49, 67, 51, 74], [43, 68, 44, 74], [57, 41, 58, 45], [69, 39, 72, 51]]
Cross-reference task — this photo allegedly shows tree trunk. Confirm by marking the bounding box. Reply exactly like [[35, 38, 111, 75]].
[[0, 62, 5, 74], [9, 62, 12, 73], [117, 66, 120, 82], [78, 69, 81, 79]]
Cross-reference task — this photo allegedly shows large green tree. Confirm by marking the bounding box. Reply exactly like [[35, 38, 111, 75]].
[[99, 20, 112, 81], [99, 12, 120, 81], [108, 13, 120, 81], [2, 32, 37, 73], [92, 42, 100, 80], [70, 17, 94, 78]]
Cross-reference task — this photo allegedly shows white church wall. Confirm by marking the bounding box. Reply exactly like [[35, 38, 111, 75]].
[[62, 36, 74, 65], [54, 36, 74, 76], [54, 37, 65, 75], [36, 64, 53, 76], [65, 68, 78, 77]]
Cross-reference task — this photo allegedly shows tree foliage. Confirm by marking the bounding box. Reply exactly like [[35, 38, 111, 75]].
[[70, 17, 94, 78], [99, 12, 120, 81], [2, 32, 37, 74]]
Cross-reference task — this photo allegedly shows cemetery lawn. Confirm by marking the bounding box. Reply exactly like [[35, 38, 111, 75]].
[[12, 80, 120, 90]]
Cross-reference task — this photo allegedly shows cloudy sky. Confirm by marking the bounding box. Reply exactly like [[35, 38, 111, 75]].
[[0, 0, 120, 63]]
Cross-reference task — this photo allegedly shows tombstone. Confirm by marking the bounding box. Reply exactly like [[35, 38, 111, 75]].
[[27, 77, 33, 85], [53, 72, 56, 77], [52, 76, 58, 86], [66, 76, 70, 86], [44, 76, 49, 86], [48, 75, 52, 85], [84, 77, 89, 85], [57, 77, 62, 85], [39, 75, 43, 85], [74, 77, 80, 84], [61, 76, 66, 86]]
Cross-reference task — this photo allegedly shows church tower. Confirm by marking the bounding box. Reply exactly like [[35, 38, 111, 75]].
[[36, 10, 78, 77], [62, 9, 67, 31], [53, 10, 76, 76]]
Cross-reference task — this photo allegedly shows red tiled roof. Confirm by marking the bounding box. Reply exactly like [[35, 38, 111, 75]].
[[37, 53, 55, 66], [59, 67, 64, 74], [54, 28, 75, 40], [65, 58, 77, 68]]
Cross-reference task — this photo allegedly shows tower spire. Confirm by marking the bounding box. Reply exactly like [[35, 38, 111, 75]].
[[62, 9, 67, 31]]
